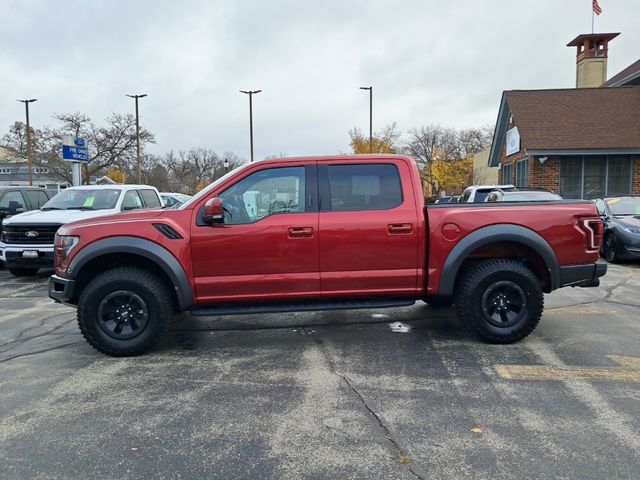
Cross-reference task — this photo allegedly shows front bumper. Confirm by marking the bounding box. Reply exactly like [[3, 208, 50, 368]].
[[49, 274, 76, 306], [2, 244, 54, 269], [559, 262, 608, 288]]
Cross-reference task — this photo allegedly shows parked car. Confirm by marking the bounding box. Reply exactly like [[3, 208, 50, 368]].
[[48, 154, 606, 356], [485, 188, 563, 202], [0, 185, 161, 276], [593, 196, 640, 263], [0, 186, 55, 225], [460, 184, 516, 203], [160, 192, 191, 208]]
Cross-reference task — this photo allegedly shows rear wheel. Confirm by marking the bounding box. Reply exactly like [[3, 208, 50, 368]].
[[454, 259, 543, 344], [77, 267, 174, 356], [8, 267, 39, 277]]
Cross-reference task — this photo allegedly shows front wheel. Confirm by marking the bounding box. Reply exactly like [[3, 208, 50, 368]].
[[454, 260, 543, 344], [77, 267, 174, 356]]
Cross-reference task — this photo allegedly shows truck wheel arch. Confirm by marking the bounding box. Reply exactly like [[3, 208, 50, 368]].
[[438, 224, 560, 297], [68, 236, 193, 310]]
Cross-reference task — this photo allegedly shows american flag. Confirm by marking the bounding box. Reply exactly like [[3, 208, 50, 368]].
[[592, 0, 603, 15]]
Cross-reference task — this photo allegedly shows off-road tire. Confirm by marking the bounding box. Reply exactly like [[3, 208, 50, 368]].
[[77, 267, 174, 356], [602, 233, 619, 263], [8, 267, 39, 277], [454, 259, 543, 344]]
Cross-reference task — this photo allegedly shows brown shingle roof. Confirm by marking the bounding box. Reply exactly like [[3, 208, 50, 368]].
[[505, 86, 640, 150], [603, 58, 640, 87]]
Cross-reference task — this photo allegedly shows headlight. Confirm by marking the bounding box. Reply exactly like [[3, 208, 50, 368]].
[[54, 235, 79, 272], [624, 227, 640, 235]]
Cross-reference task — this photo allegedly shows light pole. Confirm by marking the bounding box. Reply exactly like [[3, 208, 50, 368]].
[[239, 90, 261, 162], [17, 98, 37, 186], [359, 86, 372, 153], [126, 94, 148, 183]]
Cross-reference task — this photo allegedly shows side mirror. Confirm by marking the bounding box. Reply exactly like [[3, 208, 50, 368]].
[[203, 197, 225, 225]]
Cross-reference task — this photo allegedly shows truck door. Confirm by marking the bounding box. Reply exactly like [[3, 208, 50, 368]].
[[318, 160, 419, 297], [190, 164, 320, 303]]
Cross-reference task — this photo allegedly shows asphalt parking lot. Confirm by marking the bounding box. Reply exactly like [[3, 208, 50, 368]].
[[0, 264, 639, 480]]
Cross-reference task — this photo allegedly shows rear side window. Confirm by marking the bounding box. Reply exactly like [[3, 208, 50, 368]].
[[140, 189, 161, 207], [325, 164, 402, 211]]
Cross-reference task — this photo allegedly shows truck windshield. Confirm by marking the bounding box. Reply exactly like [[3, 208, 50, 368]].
[[41, 189, 121, 210]]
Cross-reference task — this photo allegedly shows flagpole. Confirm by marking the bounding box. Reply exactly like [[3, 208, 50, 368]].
[[592, 4, 594, 33]]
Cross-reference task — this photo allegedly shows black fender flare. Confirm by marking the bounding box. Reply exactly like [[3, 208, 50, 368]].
[[438, 224, 560, 296], [67, 236, 193, 310]]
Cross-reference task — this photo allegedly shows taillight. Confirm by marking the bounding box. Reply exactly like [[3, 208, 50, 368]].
[[579, 217, 603, 251]]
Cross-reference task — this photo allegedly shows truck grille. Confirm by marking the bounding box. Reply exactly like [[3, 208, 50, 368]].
[[0, 224, 62, 245]]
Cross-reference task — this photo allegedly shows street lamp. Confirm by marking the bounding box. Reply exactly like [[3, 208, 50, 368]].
[[223, 157, 230, 172], [17, 98, 37, 186], [359, 86, 372, 153], [126, 94, 148, 183], [239, 89, 261, 162]]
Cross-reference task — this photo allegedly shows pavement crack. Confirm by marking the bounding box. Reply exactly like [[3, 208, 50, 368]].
[[602, 275, 633, 302], [0, 341, 85, 363], [0, 316, 75, 352], [311, 336, 426, 480]]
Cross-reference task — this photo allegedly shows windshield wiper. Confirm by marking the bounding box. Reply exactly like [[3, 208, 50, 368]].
[[67, 206, 95, 210], [41, 207, 63, 210]]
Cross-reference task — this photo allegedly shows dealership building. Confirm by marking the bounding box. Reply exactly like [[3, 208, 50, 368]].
[[488, 33, 640, 199]]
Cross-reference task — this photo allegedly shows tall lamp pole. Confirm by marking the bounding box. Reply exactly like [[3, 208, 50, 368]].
[[239, 90, 261, 162], [359, 86, 373, 153], [17, 98, 37, 186], [126, 94, 148, 183]]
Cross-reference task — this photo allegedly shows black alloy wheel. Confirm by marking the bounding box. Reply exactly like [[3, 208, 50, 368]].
[[97, 291, 150, 340]]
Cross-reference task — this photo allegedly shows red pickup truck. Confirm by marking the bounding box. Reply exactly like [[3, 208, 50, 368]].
[[49, 155, 606, 356]]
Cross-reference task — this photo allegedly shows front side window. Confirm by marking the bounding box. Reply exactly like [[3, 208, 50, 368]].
[[219, 166, 305, 225], [0, 191, 26, 209], [122, 190, 144, 210], [325, 164, 402, 211]]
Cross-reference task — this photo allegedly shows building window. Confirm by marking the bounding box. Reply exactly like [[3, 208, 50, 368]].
[[515, 158, 528, 187], [0, 168, 12, 174], [502, 163, 513, 184], [560, 156, 631, 199]]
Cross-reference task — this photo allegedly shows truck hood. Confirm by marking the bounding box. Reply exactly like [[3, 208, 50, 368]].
[[614, 215, 640, 228], [2, 208, 121, 225], [62, 208, 167, 230]]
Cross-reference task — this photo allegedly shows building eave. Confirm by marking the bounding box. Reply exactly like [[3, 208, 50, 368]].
[[488, 93, 510, 167], [525, 148, 640, 156]]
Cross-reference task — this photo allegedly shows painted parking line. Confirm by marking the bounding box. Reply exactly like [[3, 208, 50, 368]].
[[495, 355, 640, 383]]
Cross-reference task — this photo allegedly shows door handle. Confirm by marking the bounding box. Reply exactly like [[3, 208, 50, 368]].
[[388, 223, 413, 235], [288, 227, 314, 238]]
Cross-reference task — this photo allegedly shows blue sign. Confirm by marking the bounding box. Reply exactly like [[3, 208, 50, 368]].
[[62, 145, 89, 162], [74, 137, 86, 147]]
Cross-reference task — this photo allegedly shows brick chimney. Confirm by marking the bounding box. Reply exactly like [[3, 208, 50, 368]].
[[567, 33, 619, 87]]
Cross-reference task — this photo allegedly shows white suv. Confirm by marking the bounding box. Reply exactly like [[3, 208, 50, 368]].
[[0, 185, 161, 277]]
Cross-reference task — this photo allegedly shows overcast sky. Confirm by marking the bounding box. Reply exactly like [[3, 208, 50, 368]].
[[1, 0, 638, 161]]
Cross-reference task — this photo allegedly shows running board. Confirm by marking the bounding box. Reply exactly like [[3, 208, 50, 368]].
[[189, 298, 416, 317]]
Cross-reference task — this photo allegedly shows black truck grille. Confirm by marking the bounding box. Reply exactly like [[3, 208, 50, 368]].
[[1, 224, 62, 245]]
